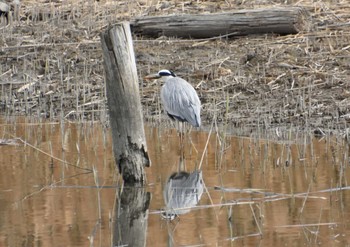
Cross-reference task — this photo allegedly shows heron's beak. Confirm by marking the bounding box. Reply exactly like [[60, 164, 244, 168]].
[[144, 74, 161, 80]]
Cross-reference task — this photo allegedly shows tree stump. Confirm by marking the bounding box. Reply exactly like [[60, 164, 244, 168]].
[[100, 22, 150, 185], [131, 7, 312, 39]]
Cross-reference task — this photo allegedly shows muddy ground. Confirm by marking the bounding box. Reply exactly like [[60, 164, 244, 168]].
[[0, 0, 349, 135]]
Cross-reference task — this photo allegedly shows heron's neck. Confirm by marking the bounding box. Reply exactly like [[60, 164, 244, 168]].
[[161, 75, 175, 82]]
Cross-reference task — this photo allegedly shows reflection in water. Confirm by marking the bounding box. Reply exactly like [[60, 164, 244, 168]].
[[162, 156, 204, 220], [114, 187, 151, 247]]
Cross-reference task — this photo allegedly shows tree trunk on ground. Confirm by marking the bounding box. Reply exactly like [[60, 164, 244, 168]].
[[100, 22, 150, 185], [131, 7, 312, 39]]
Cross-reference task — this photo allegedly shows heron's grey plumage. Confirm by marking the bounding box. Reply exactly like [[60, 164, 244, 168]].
[[161, 76, 201, 127], [146, 69, 201, 127], [0, 2, 9, 23]]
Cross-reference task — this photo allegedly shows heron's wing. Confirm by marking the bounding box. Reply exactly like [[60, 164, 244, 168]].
[[161, 77, 201, 127]]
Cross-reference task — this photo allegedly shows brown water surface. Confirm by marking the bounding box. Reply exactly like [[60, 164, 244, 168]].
[[0, 117, 350, 246]]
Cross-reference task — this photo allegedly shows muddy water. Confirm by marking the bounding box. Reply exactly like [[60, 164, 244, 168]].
[[0, 118, 350, 246]]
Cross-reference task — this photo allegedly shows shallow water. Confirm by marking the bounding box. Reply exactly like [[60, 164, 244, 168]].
[[1, 117, 350, 246]]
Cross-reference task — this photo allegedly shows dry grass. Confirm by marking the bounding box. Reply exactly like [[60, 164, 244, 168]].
[[0, 0, 349, 135]]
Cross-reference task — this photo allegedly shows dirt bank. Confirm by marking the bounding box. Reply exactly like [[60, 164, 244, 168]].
[[0, 0, 349, 135]]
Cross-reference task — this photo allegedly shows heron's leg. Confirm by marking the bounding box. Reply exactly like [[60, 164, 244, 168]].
[[178, 153, 185, 172], [186, 125, 198, 156], [179, 122, 184, 150]]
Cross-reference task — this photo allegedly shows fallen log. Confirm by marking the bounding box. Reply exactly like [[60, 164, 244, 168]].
[[131, 7, 312, 39]]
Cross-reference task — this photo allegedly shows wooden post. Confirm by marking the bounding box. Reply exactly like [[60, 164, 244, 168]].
[[131, 7, 312, 39], [113, 188, 151, 247], [101, 22, 150, 185]]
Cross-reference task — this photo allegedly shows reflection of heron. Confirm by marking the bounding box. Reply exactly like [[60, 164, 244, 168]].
[[162, 169, 204, 220], [144, 69, 201, 128]]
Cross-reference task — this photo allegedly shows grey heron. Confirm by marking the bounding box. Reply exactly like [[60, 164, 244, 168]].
[[144, 69, 201, 128], [0, 1, 9, 24]]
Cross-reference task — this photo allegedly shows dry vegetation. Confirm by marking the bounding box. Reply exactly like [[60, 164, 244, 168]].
[[0, 0, 349, 135]]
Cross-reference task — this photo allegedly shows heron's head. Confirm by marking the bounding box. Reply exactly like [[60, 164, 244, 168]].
[[144, 69, 176, 81], [161, 211, 178, 221]]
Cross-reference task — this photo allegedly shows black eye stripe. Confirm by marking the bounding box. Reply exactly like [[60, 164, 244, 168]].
[[158, 70, 176, 77], [159, 72, 171, 76]]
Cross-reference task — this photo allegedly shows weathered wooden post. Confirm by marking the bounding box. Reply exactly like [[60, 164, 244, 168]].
[[101, 22, 150, 185]]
